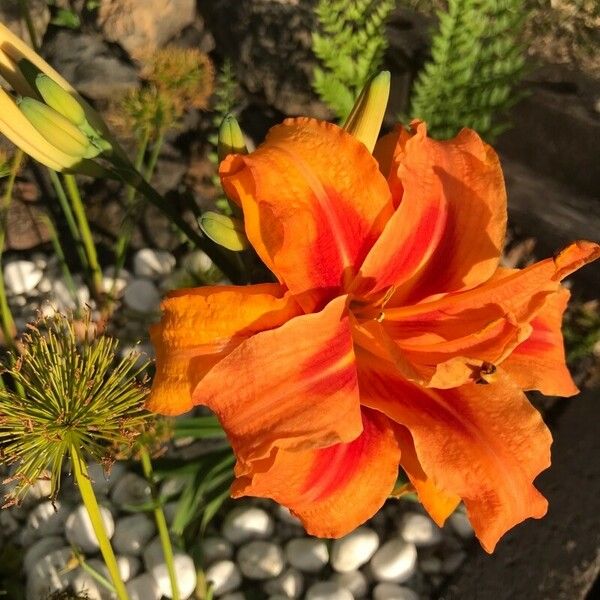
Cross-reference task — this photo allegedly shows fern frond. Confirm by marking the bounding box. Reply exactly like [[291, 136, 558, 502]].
[[410, 0, 528, 141], [312, 0, 396, 121]]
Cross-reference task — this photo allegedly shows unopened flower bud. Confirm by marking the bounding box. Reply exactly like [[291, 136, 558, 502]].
[[218, 115, 248, 162], [199, 211, 249, 252], [35, 73, 86, 127], [344, 71, 390, 153]]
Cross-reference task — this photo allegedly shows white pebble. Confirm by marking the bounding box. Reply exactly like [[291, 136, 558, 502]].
[[275, 505, 303, 526], [26, 500, 70, 539], [134, 248, 176, 278], [150, 552, 197, 599], [4, 260, 42, 295], [87, 461, 126, 496], [331, 571, 369, 598], [419, 556, 442, 574], [123, 279, 161, 313], [26, 547, 74, 598], [23, 535, 66, 574], [285, 538, 328, 573], [70, 568, 106, 600], [305, 581, 354, 600], [220, 594, 246, 600], [126, 573, 162, 600], [370, 539, 417, 583], [112, 514, 156, 555], [103, 266, 131, 296], [448, 511, 474, 539], [373, 583, 419, 600], [182, 250, 213, 274], [222, 505, 274, 544], [264, 567, 304, 598], [237, 540, 285, 580], [65, 504, 114, 553], [442, 550, 466, 574], [331, 526, 379, 572], [31, 253, 47, 269], [200, 536, 234, 565], [205, 560, 242, 595], [398, 512, 441, 547], [117, 555, 141, 581], [111, 472, 152, 507]]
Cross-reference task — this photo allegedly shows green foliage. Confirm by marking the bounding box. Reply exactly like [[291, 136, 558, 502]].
[[564, 300, 600, 364], [409, 0, 527, 141], [312, 0, 396, 120]]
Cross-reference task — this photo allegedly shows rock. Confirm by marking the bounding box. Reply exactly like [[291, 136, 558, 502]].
[[71, 568, 107, 600], [126, 573, 162, 600], [51, 277, 90, 311], [117, 555, 142, 581], [111, 472, 152, 507], [182, 250, 213, 275], [25, 500, 70, 539], [332, 570, 369, 598], [0, 0, 49, 45], [98, 0, 197, 58], [200, 536, 234, 565], [370, 539, 418, 583], [419, 556, 442, 574], [23, 535, 66, 574], [133, 248, 176, 278], [220, 594, 246, 600], [123, 279, 161, 313], [149, 552, 197, 599], [112, 514, 155, 556], [159, 476, 187, 499], [26, 547, 74, 599], [65, 504, 115, 553], [87, 461, 127, 496], [222, 505, 274, 544], [285, 538, 328, 573], [373, 583, 420, 600], [398, 512, 441, 547], [205, 560, 242, 596], [103, 267, 132, 297], [3, 260, 43, 295], [442, 550, 467, 574], [237, 540, 285, 580], [0, 510, 19, 536], [275, 505, 303, 527], [331, 526, 380, 573], [305, 581, 354, 600], [448, 511, 474, 540], [42, 30, 138, 101], [37, 277, 52, 294], [264, 567, 304, 599]]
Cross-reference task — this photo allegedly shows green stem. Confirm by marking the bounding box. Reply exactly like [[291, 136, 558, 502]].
[[144, 131, 164, 180], [62, 174, 104, 302], [0, 151, 23, 347], [48, 170, 89, 272], [70, 446, 130, 600], [140, 447, 180, 600]]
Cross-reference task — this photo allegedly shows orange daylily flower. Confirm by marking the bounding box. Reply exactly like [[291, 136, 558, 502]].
[[148, 117, 599, 552]]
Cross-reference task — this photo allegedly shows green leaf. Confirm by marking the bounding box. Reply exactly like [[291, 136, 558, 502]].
[[51, 9, 81, 30]]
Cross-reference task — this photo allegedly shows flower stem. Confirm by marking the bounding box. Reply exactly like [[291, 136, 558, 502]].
[[0, 151, 22, 347], [139, 447, 181, 600], [62, 174, 104, 302], [70, 446, 130, 600]]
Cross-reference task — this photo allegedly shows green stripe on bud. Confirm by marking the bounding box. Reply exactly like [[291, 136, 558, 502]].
[[18, 97, 92, 159], [218, 114, 248, 162], [344, 71, 391, 153], [199, 211, 249, 252], [36, 74, 86, 127]]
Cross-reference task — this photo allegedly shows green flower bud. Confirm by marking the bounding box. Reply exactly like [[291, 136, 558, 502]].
[[36, 73, 86, 127], [218, 114, 248, 162], [199, 211, 249, 252]]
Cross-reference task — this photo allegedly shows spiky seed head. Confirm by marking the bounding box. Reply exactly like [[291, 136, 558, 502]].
[[0, 312, 150, 506]]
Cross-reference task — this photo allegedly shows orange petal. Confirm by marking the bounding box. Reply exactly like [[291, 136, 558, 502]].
[[192, 295, 363, 463], [382, 121, 507, 302], [232, 408, 400, 538], [502, 287, 578, 396], [395, 426, 460, 525], [359, 352, 552, 553], [147, 283, 301, 416], [353, 163, 448, 297], [220, 118, 393, 310]]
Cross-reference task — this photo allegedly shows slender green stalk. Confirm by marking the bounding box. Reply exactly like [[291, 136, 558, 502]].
[[41, 214, 80, 312], [70, 446, 130, 600], [47, 170, 89, 271], [0, 151, 23, 346], [144, 131, 165, 180], [63, 174, 104, 302], [140, 447, 180, 600]]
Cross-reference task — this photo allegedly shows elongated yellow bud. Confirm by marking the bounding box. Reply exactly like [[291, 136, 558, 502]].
[[36, 74, 86, 126], [343, 71, 391, 153], [18, 98, 91, 158], [199, 211, 249, 252], [218, 115, 248, 162]]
